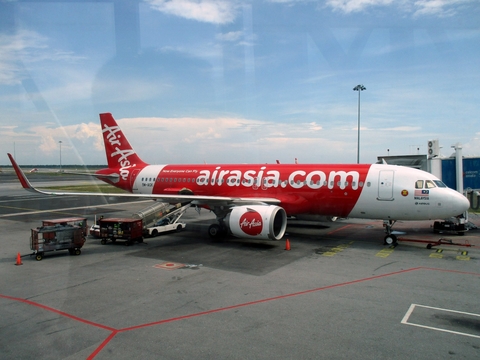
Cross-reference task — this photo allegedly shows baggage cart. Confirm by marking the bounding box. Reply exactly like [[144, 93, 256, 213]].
[[99, 218, 144, 246], [42, 217, 88, 236], [31, 224, 86, 261]]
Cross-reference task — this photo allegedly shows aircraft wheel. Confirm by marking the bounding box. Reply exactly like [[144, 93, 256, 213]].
[[35, 253, 43, 261], [384, 234, 397, 246], [208, 224, 221, 238]]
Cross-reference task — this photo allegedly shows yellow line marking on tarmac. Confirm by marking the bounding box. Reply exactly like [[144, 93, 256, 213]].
[[375, 246, 395, 258], [429, 249, 443, 259], [0, 204, 38, 212], [322, 242, 354, 257], [456, 250, 470, 261], [428, 248, 470, 261]]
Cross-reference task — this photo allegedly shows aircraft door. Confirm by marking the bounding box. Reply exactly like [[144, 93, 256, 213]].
[[378, 170, 394, 201]]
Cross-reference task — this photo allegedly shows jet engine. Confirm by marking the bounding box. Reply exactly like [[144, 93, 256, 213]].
[[227, 205, 287, 240]]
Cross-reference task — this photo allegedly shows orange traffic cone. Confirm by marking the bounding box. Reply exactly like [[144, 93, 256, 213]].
[[15, 252, 23, 266], [285, 239, 291, 251]]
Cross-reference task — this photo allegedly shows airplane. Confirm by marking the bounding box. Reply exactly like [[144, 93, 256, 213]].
[[7, 112, 470, 245]]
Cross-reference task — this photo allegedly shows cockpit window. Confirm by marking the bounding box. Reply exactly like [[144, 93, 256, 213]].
[[425, 180, 436, 188], [433, 180, 447, 188], [415, 180, 424, 189]]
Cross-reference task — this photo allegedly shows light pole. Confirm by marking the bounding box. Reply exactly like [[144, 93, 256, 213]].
[[353, 84, 366, 164], [59, 140, 62, 172]]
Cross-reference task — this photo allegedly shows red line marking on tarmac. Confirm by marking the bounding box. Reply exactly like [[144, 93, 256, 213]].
[[118, 267, 423, 332], [0, 294, 116, 332], [87, 331, 119, 360], [326, 224, 356, 235], [2, 267, 480, 359]]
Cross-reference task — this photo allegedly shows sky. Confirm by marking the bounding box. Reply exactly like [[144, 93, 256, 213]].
[[0, 0, 479, 166]]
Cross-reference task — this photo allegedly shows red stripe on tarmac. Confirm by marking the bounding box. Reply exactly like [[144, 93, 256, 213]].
[[87, 331, 118, 360], [0, 294, 116, 332], [119, 267, 423, 332], [3, 266, 480, 359], [326, 223, 356, 235]]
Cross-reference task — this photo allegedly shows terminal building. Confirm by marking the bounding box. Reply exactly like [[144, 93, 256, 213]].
[[378, 140, 480, 211]]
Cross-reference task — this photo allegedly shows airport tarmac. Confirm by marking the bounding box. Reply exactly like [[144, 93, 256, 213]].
[[1, 176, 480, 359]]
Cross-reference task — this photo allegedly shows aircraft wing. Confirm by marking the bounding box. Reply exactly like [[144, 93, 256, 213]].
[[58, 171, 120, 180], [7, 153, 281, 207]]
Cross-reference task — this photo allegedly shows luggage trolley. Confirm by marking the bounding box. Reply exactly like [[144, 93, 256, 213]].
[[42, 217, 88, 236], [31, 224, 86, 261], [98, 218, 144, 246]]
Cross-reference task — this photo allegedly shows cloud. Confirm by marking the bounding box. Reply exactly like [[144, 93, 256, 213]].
[[379, 126, 422, 132], [325, 0, 394, 13], [216, 31, 244, 42], [0, 30, 45, 85], [146, 0, 239, 24], [0, 29, 86, 86], [3, 122, 102, 161], [4, 116, 477, 165], [412, 0, 471, 17], [33, 122, 102, 153], [324, 0, 474, 17], [109, 116, 350, 164]]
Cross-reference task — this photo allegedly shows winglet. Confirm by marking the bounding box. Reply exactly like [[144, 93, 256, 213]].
[[7, 153, 42, 194]]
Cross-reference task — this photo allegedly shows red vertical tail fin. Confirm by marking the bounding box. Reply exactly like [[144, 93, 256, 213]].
[[100, 113, 147, 169]]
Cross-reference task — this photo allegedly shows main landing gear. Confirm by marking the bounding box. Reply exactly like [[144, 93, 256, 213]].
[[208, 224, 222, 237], [383, 220, 398, 246], [208, 218, 228, 239]]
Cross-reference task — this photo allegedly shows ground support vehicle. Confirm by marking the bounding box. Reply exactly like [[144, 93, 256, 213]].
[[398, 236, 474, 249], [98, 218, 144, 246], [144, 203, 189, 237], [433, 216, 467, 236], [31, 224, 86, 261], [42, 217, 88, 236], [146, 220, 186, 237], [89, 224, 100, 238], [132, 202, 189, 235], [133, 201, 173, 228]]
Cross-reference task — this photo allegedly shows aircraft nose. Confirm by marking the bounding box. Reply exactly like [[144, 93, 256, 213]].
[[453, 192, 470, 214]]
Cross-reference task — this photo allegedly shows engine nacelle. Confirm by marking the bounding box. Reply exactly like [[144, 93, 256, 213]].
[[227, 205, 287, 240]]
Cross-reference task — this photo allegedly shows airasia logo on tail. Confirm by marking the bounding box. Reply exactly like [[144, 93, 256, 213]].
[[239, 210, 263, 236], [103, 124, 136, 181]]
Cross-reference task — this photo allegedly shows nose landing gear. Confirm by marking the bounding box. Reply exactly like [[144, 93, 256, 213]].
[[383, 220, 398, 246]]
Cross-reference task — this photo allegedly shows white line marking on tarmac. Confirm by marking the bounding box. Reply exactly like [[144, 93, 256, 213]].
[[0, 200, 152, 218], [402, 303, 480, 339]]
